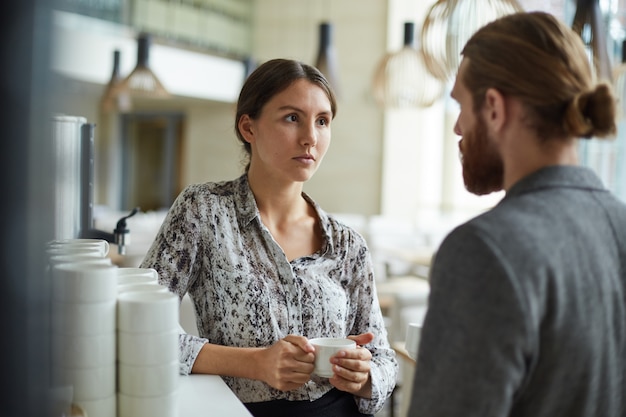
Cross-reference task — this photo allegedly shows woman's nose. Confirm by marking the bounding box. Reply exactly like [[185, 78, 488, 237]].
[[301, 123, 318, 148]]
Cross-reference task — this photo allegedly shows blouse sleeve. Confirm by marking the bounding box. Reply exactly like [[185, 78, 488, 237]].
[[140, 185, 209, 375], [349, 237, 399, 414]]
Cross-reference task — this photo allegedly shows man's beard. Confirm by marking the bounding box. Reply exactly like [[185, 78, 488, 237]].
[[458, 114, 504, 195]]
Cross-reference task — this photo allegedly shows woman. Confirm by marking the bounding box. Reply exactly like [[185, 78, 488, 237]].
[[140, 58, 397, 417]]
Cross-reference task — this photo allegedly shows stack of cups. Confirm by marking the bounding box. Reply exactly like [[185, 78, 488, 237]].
[[117, 272, 180, 417], [50, 260, 118, 417]]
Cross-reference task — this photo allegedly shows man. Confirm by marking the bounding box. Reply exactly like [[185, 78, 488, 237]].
[[408, 12, 625, 417]]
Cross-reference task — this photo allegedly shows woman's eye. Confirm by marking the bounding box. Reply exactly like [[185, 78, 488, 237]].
[[318, 117, 329, 126], [285, 114, 298, 122]]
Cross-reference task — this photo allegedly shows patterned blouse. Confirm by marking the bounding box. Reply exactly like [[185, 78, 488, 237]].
[[140, 175, 398, 414]]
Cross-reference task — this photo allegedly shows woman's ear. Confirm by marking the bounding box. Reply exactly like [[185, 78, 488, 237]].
[[238, 114, 255, 143], [483, 88, 507, 133]]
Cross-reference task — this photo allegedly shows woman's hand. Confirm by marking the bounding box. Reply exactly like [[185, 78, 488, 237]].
[[328, 332, 374, 398], [257, 335, 315, 392]]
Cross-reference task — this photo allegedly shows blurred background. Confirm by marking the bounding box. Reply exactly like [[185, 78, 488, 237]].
[[2, 0, 626, 415]]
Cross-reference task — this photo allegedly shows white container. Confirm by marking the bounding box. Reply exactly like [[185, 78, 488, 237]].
[[117, 267, 158, 281], [52, 263, 117, 303], [117, 329, 178, 366], [51, 300, 116, 336], [75, 395, 116, 417], [117, 282, 169, 295], [118, 390, 179, 417], [48, 238, 110, 257], [405, 322, 422, 360], [117, 291, 179, 333], [51, 331, 116, 369], [117, 274, 158, 286], [52, 364, 116, 401], [51, 115, 86, 240], [49, 253, 110, 267], [118, 360, 179, 397]]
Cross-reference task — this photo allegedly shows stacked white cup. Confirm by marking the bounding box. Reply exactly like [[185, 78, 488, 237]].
[[117, 278, 180, 417], [50, 258, 118, 417]]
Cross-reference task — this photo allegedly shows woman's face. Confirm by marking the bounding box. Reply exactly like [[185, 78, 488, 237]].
[[240, 79, 333, 184]]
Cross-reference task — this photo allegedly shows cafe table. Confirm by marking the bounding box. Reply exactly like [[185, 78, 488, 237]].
[[179, 374, 252, 416]]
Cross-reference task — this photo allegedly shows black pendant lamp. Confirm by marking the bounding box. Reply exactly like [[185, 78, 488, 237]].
[[116, 33, 170, 99], [100, 50, 131, 112], [315, 22, 341, 96], [572, 0, 612, 82]]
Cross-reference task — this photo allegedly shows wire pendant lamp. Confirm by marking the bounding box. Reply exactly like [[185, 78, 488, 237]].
[[372, 22, 445, 108], [115, 33, 170, 99], [421, 0, 523, 82], [315, 22, 341, 96], [572, 0, 612, 83]]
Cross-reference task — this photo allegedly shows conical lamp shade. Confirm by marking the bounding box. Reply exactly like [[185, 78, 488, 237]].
[[572, 0, 612, 83], [315, 22, 341, 96], [372, 22, 445, 108], [116, 33, 170, 99]]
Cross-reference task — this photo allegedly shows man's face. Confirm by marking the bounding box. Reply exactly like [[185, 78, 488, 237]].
[[451, 59, 504, 195]]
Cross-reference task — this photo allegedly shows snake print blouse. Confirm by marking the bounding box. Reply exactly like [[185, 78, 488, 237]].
[[140, 175, 398, 414]]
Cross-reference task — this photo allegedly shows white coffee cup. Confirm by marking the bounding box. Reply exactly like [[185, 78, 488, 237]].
[[51, 299, 116, 336], [75, 395, 116, 417], [52, 364, 116, 401], [118, 391, 179, 417], [52, 263, 118, 303], [118, 360, 179, 397], [405, 322, 422, 360], [309, 337, 356, 378], [51, 331, 116, 369], [117, 291, 179, 333], [117, 329, 179, 366]]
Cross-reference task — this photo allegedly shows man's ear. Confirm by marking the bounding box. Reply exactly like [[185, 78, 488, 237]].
[[482, 88, 507, 133], [238, 114, 255, 144]]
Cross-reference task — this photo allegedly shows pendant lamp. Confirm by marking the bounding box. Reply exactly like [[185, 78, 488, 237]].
[[372, 22, 445, 108], [115, 33, 170, 99], [100, 50, 131, 113], [572, 0, 612, 83], [421, 0, 523, 81], [315, 22, 341, 96]]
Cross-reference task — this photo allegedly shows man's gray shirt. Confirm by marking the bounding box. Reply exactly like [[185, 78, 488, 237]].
[[409, 166, 625, 416]]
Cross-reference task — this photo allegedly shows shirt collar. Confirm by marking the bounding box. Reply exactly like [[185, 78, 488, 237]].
[[233, 174, 334, 255], [503, 165, 606, 202]]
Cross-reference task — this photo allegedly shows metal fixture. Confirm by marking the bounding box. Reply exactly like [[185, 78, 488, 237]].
[[372, 22, 445, 108], [78, 123, 139, 255]]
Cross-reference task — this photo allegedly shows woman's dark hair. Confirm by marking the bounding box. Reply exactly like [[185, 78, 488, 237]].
[[234, 59, 337, 170]]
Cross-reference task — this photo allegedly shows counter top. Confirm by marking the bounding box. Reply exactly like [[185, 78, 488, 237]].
[[179, 374, 252, 417]]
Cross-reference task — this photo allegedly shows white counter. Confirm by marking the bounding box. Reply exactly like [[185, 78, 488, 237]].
[[179, 374, 252, 417]]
